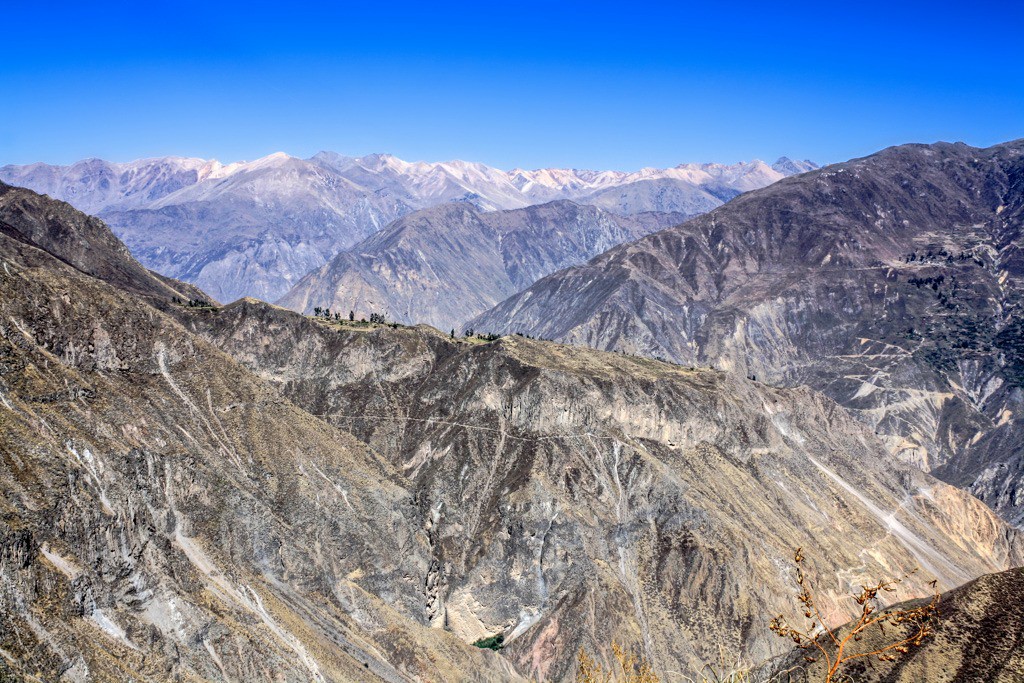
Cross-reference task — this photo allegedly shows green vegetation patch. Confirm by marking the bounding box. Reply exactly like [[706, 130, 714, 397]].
[[471, 634, 504, 651]]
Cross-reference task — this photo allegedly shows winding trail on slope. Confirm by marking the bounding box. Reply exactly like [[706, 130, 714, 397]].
[[155, 342, 245, 470], [328, 412, 619, 443], [162, 464, 326, 683]]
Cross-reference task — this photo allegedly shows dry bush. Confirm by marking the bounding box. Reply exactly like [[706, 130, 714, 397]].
[[769, 547, 939, 683], [576, 643, 659, 682], [575, 642, 785, 683]]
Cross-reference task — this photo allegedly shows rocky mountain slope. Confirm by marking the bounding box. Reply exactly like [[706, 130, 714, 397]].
[[194, 298, 1023, 681], [278, 201, 683, 331], [1, 183, 1018, 681], [471, 140, 1024, 527], [0, 184, 522, 682], [1, 154, 815, 303], [772, 567, 1024, 682], [0, 182, 208, 304]]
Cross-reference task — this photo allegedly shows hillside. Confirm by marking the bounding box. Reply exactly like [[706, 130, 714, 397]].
[[1, 182, 1019, 682], [0, 186, 521, 682], [193, 297, 1023, 680], [471, 140, 1024, 526], [771, 567, 1024, 682]]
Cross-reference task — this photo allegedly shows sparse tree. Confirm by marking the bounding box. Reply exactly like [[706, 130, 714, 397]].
[[349, 310, 355, 321]]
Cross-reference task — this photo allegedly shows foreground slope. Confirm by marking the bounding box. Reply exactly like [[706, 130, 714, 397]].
[[194, 298, 1023, 681], [1, 154, 814, 303], [0, 188, 519, 681], [278, 201, 682, 331], [472, 140, 1024, 525], [772, 567, 1024, 682]]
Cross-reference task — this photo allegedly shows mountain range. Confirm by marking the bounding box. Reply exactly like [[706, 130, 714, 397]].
[[278, 200, 684, 331], [471, 140, 1024, 527], [2, 178, 1018, 681], [0, 153, 816, 303]]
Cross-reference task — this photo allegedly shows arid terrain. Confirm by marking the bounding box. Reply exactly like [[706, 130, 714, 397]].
[[2, 177, 1023, 680]]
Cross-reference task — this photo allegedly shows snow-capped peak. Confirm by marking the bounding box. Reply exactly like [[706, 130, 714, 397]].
[[1, 150, 817, 220]]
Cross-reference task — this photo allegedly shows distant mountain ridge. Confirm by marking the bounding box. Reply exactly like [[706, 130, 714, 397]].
[[277, 200, 684, 331], [0, 152, 816, 302]]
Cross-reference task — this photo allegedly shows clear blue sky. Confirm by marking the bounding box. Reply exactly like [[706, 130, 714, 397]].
[[3, 1, 1022, 169]]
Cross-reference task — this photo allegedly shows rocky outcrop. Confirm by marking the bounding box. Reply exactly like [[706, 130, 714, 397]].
[[277, 201, 682, 331], [471, 140, 1024, 526]]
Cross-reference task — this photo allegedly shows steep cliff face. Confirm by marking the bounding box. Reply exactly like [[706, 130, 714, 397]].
[[471, 140, 1024, 526], [771, 567, 1024, 682], [0, 190, 521, 681], [196, 299, 1024, 681], [277, 201, 682, 331]]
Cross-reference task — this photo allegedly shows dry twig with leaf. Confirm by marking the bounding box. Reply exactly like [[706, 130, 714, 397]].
[[769, 547, 940, 683]]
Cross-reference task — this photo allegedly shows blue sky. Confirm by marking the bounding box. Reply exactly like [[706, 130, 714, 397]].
[[3, 1, 1022, 169]]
